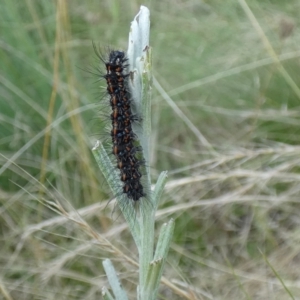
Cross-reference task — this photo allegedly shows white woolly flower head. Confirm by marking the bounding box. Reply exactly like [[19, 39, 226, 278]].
[[127, 5, 150, 72]]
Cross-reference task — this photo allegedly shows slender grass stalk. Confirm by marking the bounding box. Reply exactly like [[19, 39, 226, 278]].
[[238, 0, 300, 100], [259, 249, 295, 300], [92, 6, 173, 300]]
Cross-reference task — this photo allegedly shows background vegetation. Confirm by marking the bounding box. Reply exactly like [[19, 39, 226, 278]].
[[1, 0, 300, 299]]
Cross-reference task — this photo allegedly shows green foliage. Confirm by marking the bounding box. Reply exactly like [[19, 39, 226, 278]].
[[1, 0, 300, 299]]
